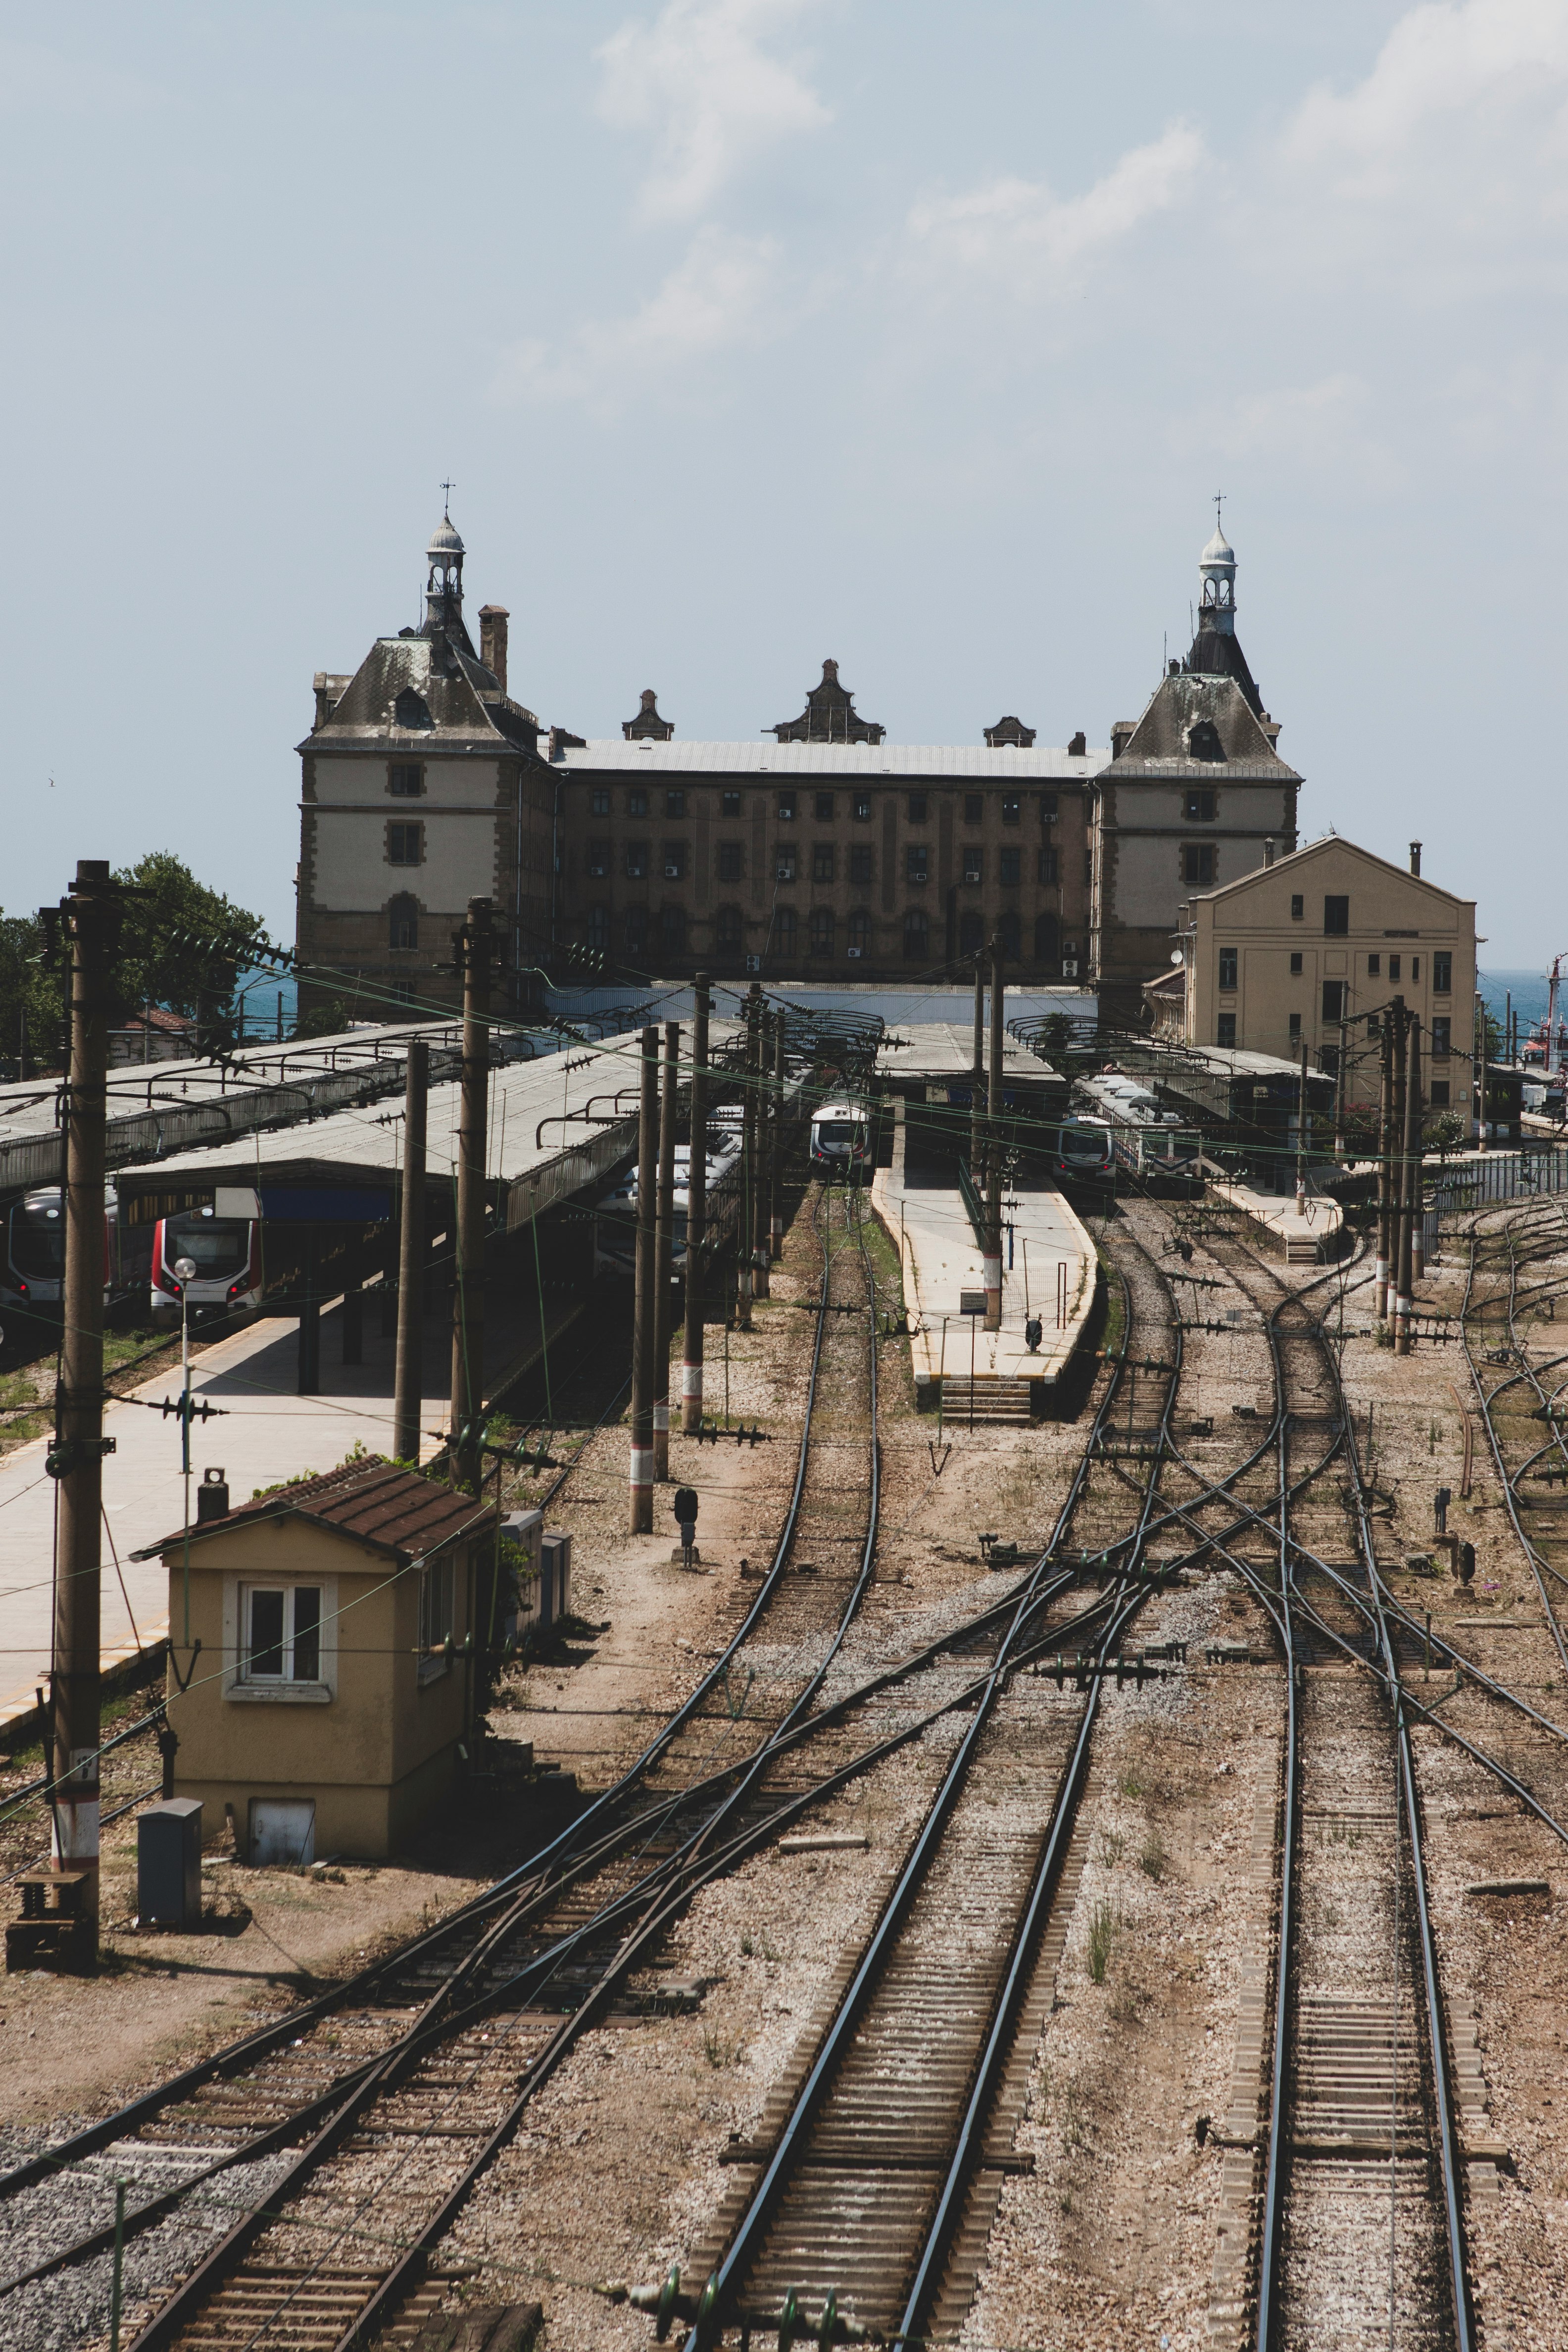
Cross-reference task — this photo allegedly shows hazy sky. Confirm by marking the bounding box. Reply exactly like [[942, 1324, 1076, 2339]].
[[5, 2, 1565, 959]]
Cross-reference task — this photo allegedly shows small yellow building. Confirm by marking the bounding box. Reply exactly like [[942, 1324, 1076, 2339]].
[[1151, 835, 1477, 1112], [139, 1458, 489, 1862]]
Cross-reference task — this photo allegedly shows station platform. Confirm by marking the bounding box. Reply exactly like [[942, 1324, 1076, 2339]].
[[871, 1142, 1099, 1421], [1208, 1176, 1344, 1265]]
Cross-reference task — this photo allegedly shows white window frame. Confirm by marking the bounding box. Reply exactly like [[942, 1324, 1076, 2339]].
[[224, 1575, 337, 1705], [418, 1555, 456, 1685]]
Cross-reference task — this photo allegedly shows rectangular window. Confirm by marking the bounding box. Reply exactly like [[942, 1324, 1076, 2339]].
[[242, 1585, 323, 1685], [777, 792, 796, 821], [663, 842, 687, 880], [964, 793, 984, 825], [627, 788, 648, 818], [999, 847, 1021, 886], [722, 790, 742, 817], [388, 763, 424, 796], [1430, 1016, 1452, 1059], [1433, 952, 1452, 993], [1430, 1079, 1451, 1107], [1288, 1012, 1302, 1042], [590, 789, 611, 818], [1181, 844, 1215, 884], [388, 822, 423, 866], [1184, 789, 1215, 822], [812, 843, 835, 884], [815, 791, 835, 821], [1388, 953, 1401, 982], [665, 789, 686, 818], [1217, 1013, 1236, 1048], [1218, 948, 1237, 990], [625, 841, 648, 879], [1039, 792, 1058, 820], [1290, 895, 1304, 921], [718, 842, 743, 883], [963, 848, 982, 884], [1411, 956, 1420, 982], [418, 1557, 454, 1683], [853, 793, 872, 821], [1002, 795, 1020, 826], [585, 841, 610, 878], [849, 845, 873, 886], [1321, 1044, 1340, 1077], [1038, 847, 1059, 885], [1368, 953, 1381, 977], [906, 845, 929, 885], [1323, 981, 1344, 1022], [776, 847, 797, 883], [1290, 952, 1303, 976], [1323, 894, 1349, 935], [907, 791, 928, 823]]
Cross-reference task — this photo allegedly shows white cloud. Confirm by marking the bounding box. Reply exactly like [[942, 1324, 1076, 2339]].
[[906, 124, 1206, 287], [495, 227, 785, 410], [1288, 0, 1568, 176], [596, 0, 830, 226]]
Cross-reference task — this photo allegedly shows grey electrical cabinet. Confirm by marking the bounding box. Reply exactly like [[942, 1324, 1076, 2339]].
[[138, 1798, 203, 1931]]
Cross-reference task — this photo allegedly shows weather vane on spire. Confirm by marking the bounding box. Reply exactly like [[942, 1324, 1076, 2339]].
[[1213, 490, 1225, 533], [440, 477, 456, 518]]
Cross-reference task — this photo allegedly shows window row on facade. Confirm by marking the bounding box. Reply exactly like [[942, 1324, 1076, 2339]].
[[577, 905, 1069, 962], [1217, 947, 1453, 992], [581, 841, 1074, 885], [581, 784, 1064, 825]]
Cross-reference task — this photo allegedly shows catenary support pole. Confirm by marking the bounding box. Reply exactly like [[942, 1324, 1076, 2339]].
[[1376, 1010, 1395, 1321], [392, 1038, 428, 1464], [653, 1020, 680, 1479], [630, 1023, 658, 1531], [985, 934, 1005, 1331], [1391, 998, 1411, 1352], [770, 1011, 785, 1260], [738, 985, 759, 1330], [52, 859, 117, 1961], [1399, 1011, 1423, 1341], [450, 897, 494, 1491], [682, 974, 710, 1432], [752, 996, 771, 1300], [971, 952, 984, 1182]]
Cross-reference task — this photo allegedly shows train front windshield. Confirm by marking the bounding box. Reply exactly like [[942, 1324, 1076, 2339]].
[[164, 1215, 250, 1280], [9, 1206, 64, 1275], [817, 1122, 861, 1147], [1059, 1128, 1110, 1162]]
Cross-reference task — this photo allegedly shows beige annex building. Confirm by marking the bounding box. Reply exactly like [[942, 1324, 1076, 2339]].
[[1150, 836, 1477, 1112]]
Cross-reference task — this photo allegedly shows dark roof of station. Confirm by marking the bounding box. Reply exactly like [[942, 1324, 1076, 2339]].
[[133, 1456, 489, 1564]]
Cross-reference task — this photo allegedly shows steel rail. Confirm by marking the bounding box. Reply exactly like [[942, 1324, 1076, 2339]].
[[1460, 1211, 1568, 1680]]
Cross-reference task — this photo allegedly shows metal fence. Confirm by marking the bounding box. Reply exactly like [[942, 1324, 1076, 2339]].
[[1428, 1146, 1568, 1219]]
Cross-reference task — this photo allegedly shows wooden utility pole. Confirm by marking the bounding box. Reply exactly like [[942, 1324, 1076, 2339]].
[[652, 1020, 680, 1480], [630, 1024, 658, 1531], [971, 953, 985, 1180], [51, 859, 118, 1961], [682, 976, 710, 1433], [392, 1037, 428, 1465], [984, 935, 1004, 1331], [769, 1012, 785, 1261], [1375, 1010, 1395, 1321], [752, 998, 771, 1301], [449, 898, 495, 1492]]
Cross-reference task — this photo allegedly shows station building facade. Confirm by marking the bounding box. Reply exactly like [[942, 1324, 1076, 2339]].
[[294, 514, 1299, 1017]]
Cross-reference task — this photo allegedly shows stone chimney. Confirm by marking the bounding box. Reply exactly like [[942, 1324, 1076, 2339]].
[[479, 605, 509, 693], [1068, 731, 1087, 757], [1409, 840, 1421, 877], [1264, 837, 1275, 867]]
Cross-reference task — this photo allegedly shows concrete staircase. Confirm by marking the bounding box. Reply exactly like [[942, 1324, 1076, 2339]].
[[938, 1375, 1035, 1426]]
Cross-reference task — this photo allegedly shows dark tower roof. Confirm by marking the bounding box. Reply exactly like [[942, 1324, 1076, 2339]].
[[771, 659, 884, 745], [1181, 519, 1264, 717]]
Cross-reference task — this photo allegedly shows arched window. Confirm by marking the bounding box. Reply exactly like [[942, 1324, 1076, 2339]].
[[660, 903, 686, 958], [715, 905, 744, 954], [847, 908, 870, 956], [388, 893, 418, 951], [809, 908, 835, 957], [903, 908, 929, 962], [1033, 911, 1059, 965], [959, 912, 984, 958], [624, 904, 648, 957], [393, 687, 434, 731], [999, 910, 1021, 962], [587, 905, 610, 953], [772, 905, 797, 957]]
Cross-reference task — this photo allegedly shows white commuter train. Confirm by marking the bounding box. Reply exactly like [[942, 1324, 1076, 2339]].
[[809, 1100, 869, 1178]]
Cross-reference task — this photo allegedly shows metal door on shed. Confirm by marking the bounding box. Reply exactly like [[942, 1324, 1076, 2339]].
[[249, 1798, 315, 1866]]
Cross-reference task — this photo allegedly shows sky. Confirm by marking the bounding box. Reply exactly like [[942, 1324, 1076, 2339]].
[[4, 1, 1566, 961]]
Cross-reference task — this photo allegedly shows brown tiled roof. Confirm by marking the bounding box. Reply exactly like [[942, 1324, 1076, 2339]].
[[132, 1457, 487, 1564]]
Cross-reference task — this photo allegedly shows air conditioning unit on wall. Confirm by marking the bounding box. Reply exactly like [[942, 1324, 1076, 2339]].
[[846, 947, 862, 958]]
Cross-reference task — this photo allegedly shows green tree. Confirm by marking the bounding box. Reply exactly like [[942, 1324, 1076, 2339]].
[[0, 913, 64, 1078]]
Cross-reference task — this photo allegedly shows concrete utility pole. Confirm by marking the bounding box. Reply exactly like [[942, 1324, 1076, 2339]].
[[1295, 1039, 1310, 1216], [450, 897, 495, 1492], [630, 1023, 658, 1531], [51, 859, 119, 1961], [1389, 996, 1410, 1348], [682, 975, 710, 1433], [392, 1037, 428, 1465], [738, 986, 759, 1330], [1334, 1017, 1348, 1161], [770, 1013, 785, 1261], [652, 1020, 680, 1480], [984, 935, 1005, 1331], [1375, 1010, 1395, 1321], [752, 996, 770, 1301], [1399, 1013, 1424, 1343], [971, 953, 985, 1180]]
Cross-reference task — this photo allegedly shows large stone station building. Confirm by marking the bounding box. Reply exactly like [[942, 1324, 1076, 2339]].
[[295, 513, 1300, 1017]]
